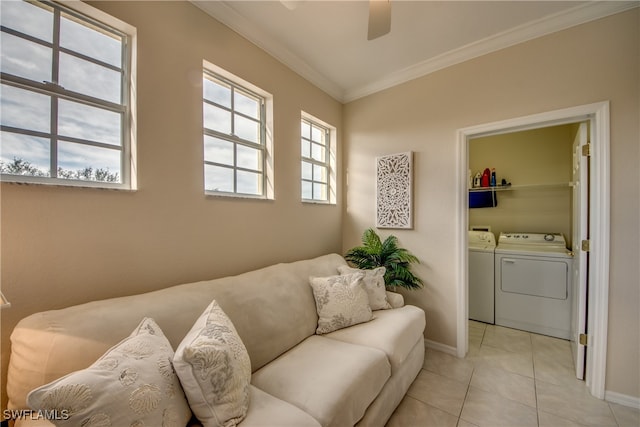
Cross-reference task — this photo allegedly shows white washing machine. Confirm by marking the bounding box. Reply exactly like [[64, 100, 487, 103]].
[[468, 230, 496, 324], [495, 232, 573, 339]]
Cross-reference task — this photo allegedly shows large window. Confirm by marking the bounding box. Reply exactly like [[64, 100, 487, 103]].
[[203, 69, 271, 198], [0, 0, 134, 188], [301, 116, 335, 203]]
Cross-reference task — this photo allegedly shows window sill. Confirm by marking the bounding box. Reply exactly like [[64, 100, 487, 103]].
[[302, 199, 336, 206], [204, 191, 272, 201], [0, 176, 135, 191]]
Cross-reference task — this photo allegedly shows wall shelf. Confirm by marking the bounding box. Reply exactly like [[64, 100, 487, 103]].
[[468, 183, 572, 193]]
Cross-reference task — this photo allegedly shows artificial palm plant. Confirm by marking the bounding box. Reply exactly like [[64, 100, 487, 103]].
[[345, 228, 423, 290]]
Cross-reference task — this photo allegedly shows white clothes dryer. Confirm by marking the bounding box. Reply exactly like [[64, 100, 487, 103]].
[[494, 232, 573, 339], [468, 230, 496, 324]]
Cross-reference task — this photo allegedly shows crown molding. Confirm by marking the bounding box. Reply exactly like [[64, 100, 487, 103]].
[[343, 1, 639, 102], [191, 0, 345, 101], [191, 1, 638, 104]]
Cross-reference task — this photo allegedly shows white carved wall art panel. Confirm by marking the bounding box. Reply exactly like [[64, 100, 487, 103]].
[[376, 152, 413, 229]]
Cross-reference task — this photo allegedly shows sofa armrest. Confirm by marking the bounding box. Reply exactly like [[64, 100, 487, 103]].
[[385, 291, 404, 308]]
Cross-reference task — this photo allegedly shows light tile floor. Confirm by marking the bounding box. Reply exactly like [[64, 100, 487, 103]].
[[387, 321, 640, 427]]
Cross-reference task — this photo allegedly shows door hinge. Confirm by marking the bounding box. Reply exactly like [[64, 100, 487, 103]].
[[579, 333, 588, 346], [582, 143, 591, 157], [581, 239, 590, 252]]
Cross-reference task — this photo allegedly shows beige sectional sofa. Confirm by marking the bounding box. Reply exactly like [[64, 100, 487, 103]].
[[6, 253, 426, 427]]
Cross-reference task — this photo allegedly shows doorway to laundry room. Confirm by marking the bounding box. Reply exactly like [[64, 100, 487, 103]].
[[456, 102, 610, 399], [466, 122, 584, 368]]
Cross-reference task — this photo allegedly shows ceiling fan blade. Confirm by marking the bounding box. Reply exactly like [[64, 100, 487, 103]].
[[367, 0, 391, 41]]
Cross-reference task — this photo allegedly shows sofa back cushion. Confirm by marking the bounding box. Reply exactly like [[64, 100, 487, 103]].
[[7, 253, 346, 411]]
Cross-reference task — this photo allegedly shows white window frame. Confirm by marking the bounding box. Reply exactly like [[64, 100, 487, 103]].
[[301, 113, 336, 204], [0, 0, 136, 190], [202, 62, 273, 199]]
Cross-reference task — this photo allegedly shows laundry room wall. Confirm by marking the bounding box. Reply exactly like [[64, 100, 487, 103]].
[[468, 124, 575, 247], [343, 8, 640, 400]]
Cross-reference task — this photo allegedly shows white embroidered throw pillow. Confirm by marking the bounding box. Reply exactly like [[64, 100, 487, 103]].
[[309, 273, 373, 334], [173, 300, 251, 427], [27, 318, 192, 427], [338, 265, 392, 310]]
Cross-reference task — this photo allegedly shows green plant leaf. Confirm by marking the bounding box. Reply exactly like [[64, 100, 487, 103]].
[[345, 228, 423, 290]]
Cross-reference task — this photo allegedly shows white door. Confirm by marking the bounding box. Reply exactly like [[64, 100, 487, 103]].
[[571, 122, 589, 380]]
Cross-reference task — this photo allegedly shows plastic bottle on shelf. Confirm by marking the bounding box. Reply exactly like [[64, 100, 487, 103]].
[[490, 168, 496, 187], [481, 168, 490, 187]]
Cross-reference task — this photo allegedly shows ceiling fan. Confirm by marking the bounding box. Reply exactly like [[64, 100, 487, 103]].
[[367, 0, 391, 41], [281, 0, 392, 41]]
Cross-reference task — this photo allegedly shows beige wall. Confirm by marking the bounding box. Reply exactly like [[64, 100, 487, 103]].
[[343, 9, 639, 399], [0, 1, 343, 408], [1, 1, 638, 407], [468, 124, 575, 244]]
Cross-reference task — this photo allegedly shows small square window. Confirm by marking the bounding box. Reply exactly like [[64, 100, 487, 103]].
[[301, 116, 335, 204], [203, 70, 271, 198]]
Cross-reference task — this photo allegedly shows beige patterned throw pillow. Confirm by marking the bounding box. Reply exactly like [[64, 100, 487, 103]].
[[173, 300, 251, 427], [338, 265, 392, 310], [309, 273, 373, 334], [27, 318, 192, 427]]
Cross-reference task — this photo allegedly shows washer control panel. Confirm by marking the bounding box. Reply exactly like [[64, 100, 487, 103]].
[[468, 230, 496, 246], [498, 232, 566, 247]]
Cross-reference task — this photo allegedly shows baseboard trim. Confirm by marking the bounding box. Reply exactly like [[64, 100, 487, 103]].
[[605, 390, 640, 409], [425, 339, 457, 356]]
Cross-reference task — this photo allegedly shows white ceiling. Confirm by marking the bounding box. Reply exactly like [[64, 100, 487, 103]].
[[192, 1, 638, 103]]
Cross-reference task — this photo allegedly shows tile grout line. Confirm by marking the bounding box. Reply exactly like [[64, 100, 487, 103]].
[[529, 332, 541, 427], [459, 321, 484, 427], [476, 325, 542, 426], [457, 362, 476, 427], [606, 401, 622, 427]]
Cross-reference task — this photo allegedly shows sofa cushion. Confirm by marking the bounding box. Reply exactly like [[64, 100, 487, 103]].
[[355, 338, 425, 427], [180, 386, 321, 427], [338, 265, 392, 310], [309, 273, 373, 334], [173, 300, 251, 427], [26, 318, 191, 427], [242, 386, 321, 427], [251, 335, 390, 427], [324, 305, 426, 373]]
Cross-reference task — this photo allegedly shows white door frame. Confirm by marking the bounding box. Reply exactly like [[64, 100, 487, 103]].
[[455, 101, 610, 399]]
